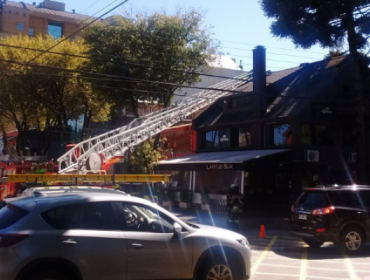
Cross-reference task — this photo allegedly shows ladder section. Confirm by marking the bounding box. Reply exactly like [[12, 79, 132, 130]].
[[7, 174, 171, 183], [57, 73, 252, 173]]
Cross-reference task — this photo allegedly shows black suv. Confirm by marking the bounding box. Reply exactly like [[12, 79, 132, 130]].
[[290, 185, 370, 253]]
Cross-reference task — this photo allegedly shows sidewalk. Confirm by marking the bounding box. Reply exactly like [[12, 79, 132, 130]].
[[170, 207, 292, 239]]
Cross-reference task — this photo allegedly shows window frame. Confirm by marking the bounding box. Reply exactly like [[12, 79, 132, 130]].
[[301, 124, 334, 146], [238, 127, 252, 148], [47, 20, 63, 39], [17, 22, 24, 31], [205, 129, 231, 150], [41, 202, 124, 231], [120, 202, 175, 233], [264, 122, 293, 147]]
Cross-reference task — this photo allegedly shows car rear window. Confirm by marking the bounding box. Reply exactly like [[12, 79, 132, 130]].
[[297, 191, 331, 208], [0, 204, 30, 229]]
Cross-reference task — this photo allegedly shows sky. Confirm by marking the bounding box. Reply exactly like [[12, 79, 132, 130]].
[[60, 0, 330, 71]]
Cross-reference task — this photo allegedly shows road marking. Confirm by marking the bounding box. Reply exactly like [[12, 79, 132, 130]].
[[255, 271, 351, 280], [251, 236, 277, 276], [259, 262, 370, 273], [300, 245, 308, 280], [342, 252, 358, 280]]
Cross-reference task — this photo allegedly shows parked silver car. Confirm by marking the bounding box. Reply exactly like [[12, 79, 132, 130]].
[[0, 188, 251, 280]]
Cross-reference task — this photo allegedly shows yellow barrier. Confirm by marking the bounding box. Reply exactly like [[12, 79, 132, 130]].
[[7, 174, 171, 184]]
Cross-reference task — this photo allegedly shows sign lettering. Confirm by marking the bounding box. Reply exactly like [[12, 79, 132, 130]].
[[206, 164, 234, 170]]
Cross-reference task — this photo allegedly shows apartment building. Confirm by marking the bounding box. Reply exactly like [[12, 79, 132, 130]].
[[0, 0, 90, 39]]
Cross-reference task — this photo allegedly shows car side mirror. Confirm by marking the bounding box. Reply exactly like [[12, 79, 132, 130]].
[[173, 222, 182, 238]]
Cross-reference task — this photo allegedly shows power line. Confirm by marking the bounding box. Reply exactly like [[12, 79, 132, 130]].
[[8, 63, 368, 104], [0, 57, 255, 93], [6, 55, 362, 100], [221, 46, 323, 60], [219, 39, 328, 55], [80, 0, 106, 14], [0, 43, 249, 82], [27, 0, 130, 63], [226, 52, 306, 65]]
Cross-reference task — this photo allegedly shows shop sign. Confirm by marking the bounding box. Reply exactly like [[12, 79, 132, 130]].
[[220, 135, 229, 142], [322, 107, 333, 115], [206, 163, 234, 170]]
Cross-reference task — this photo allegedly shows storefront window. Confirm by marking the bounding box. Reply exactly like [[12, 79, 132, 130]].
[[239, 128, 251, 148], [316, 125, 333, 145], [301, 124, 311, 145], [343, 127, 357, 147], [265, 123, 292, 146], [205, 129, 230, 149], [301, 124, 334, 146]]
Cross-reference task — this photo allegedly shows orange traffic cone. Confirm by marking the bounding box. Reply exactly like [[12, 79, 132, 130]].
[[259, 225, 267, 238]]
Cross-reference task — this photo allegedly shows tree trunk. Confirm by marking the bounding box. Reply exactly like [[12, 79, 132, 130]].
[[129, 97, 140, 118], [344, 0, 370, 184], [82, 108, 92, 140]]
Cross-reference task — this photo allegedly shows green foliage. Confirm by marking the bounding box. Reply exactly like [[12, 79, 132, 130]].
[[0, 35, 111, 155], [129, 138, 167, 174], [260, 0, 370, 53], [83, 9, 219, 115]]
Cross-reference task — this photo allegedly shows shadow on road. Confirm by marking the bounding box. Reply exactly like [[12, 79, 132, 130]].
[[268, 241, 370, 259]]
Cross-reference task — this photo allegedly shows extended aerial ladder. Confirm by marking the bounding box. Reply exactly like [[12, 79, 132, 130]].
[[57, 73, 252, 174]]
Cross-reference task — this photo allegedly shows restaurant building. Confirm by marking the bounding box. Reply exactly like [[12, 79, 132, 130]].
[[156, 46, 370, 210]]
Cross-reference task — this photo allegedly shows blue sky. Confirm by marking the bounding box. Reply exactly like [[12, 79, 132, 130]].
[[61, 0, 329, 71]]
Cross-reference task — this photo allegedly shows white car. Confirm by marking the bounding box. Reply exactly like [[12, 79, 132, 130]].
[[0, 188, 251, 280]]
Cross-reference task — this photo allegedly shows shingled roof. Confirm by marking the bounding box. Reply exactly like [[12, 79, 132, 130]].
[[193, 55, 362, 129]]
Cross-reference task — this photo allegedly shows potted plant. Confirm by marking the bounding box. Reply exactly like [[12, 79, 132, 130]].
[[179, 188, 190, 209], [201, 189, 211, 211]]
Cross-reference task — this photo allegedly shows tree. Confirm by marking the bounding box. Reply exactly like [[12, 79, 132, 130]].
[[129, 138, 167, 174], [83, 9, 218, 117], [260, 0, 370, 183], [0, 35, 111, 156]]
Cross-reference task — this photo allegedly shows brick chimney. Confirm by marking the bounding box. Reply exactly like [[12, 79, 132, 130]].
[[253, 45, 266, 119]]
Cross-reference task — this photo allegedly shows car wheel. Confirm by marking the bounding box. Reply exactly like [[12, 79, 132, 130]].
[[341, 227, 364, 253], [198, 254, 240, 280], [303, 238, 324, 248]]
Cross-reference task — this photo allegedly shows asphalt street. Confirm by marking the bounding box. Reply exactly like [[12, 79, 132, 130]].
[[173, 209, 370, 280]]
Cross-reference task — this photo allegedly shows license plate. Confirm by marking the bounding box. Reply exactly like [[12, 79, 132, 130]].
[[299, 214, 307, 220]]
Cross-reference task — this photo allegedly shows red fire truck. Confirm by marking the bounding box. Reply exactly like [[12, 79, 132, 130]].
[[0, 155, 58, 200]]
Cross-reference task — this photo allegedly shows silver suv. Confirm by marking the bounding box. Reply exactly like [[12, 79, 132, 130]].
[[0, 188, 251, 280]]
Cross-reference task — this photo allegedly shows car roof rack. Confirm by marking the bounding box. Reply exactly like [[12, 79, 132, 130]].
[[27, 186, 127, 198]]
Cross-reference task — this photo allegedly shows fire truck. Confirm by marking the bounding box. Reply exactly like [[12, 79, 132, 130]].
[[0, 73, 247, 202], [0, 155, 58, 200]]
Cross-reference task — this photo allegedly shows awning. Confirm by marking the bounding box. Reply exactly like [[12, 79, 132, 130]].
[[156, 149, 291, 171]]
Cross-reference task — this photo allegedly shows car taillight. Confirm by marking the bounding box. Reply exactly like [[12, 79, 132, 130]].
[[312, 206, 335, 215], [291, 205, 295, 213], [0, 234, 29, 247]]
